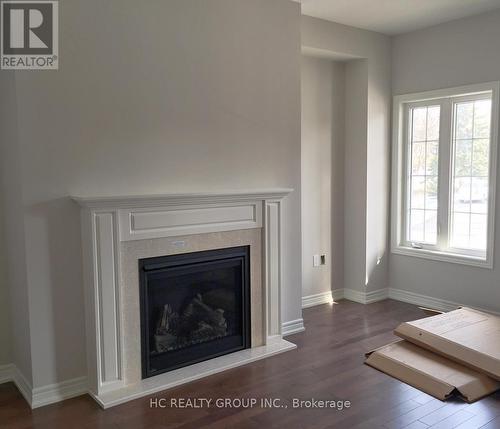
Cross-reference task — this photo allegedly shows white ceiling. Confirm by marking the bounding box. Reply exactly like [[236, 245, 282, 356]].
[[299, 0, 500, 35]]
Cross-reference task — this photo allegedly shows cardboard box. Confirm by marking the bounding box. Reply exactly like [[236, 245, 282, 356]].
[[418, 307, 445, 316], [365, 341, 500, 402], [394, 307, 500, 380]]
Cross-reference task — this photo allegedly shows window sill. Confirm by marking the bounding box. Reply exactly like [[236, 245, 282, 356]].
[[391, 245, 493, 269]]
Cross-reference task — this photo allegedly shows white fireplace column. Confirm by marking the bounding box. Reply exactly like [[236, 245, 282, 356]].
[[73, 190, 295, 407]]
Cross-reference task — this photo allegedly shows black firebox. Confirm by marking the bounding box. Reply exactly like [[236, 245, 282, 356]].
[[139, 246, 251, 378]]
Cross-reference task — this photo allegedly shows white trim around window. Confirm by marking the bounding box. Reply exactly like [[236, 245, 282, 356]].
[[391, 82, 500, 269]]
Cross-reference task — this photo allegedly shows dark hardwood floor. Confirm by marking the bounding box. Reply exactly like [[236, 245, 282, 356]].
[[1, 299, 499, 429]]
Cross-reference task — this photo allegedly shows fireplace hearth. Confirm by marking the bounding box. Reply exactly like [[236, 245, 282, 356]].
[[139, 246, 251, 378]]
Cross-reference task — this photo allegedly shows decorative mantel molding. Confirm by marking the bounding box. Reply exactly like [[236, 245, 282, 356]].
[[72, 189, 294, 407], [72, 189, 294, 209]]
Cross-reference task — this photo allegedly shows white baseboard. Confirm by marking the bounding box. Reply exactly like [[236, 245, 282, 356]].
[[366, 288, 390, 303], [332, 288, 344, 301], [322, 286, 500, 316], [387, 288, 500, 316], [342, 288, 389, 304], [282, 318, 305, 336], [0, 364, 14, 385], [301, 288, 385, 307], [302, 291, 333, 308], [342, 288, 365, 303], [0, 364, 87, 409], [11, 365, 33, 407], [301, 289, 345, 309], [387, 288, 457, 312], [32, 376, 88, 408], [0, 364, 31, 406]]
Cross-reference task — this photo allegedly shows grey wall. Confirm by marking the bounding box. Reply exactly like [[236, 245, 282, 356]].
[[391, 10, 500, 312], [5, 0, 301, 388], [301, 56, 345, 297], [0, 196, 11, 366], [0, 73, 32, 380]]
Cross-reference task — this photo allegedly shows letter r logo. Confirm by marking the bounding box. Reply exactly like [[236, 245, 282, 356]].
[[1, 1, 54, 54]]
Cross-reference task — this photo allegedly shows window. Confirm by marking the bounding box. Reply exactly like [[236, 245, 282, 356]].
[[392, 83, 499, 268]]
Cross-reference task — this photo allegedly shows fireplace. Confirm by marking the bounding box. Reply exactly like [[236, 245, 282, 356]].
[[139, 246, 251, 378], [74, 190, 294, 408]]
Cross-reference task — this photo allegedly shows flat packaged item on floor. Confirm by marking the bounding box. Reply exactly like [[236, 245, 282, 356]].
[[365, 340, 500, 403], [394, 307, 500, 380]]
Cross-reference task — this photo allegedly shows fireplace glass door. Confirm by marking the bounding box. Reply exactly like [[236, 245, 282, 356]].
[[139, 246, 250, 378]]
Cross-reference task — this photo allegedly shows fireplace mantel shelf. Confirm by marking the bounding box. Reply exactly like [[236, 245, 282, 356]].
[[72, 188, 293, 209]]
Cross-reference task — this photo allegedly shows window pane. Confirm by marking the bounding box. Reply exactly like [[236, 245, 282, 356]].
[[451, 212, 470, 248], [426, 141, 439, 175], [454, 140, 472, 176], [474, 99, 491, 139], [450, 97, 491, 253], [470, 214, 487, 250], [411, 142, 425, 175], [411, 176, 425, 209], [455, 102, 473, 139], [424, 210, 437, 244], [412, 107, 427, 141], [410, 209, 424, 242], [425, 176, 438, 210], [453, 177, 471, 212], [472, 139, 489, 176], [407, 105, 440, 245], [471, 177, 488, 214], [427, 106, 440, 140]]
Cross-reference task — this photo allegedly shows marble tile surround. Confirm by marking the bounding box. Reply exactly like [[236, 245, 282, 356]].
[[120, 229, 263, 384]]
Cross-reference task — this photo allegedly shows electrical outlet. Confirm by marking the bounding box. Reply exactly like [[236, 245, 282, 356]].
[[313, 255, 320, 267], [320, 254, 326, 265]]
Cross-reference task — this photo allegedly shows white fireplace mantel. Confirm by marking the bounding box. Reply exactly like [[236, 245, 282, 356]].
[[73, 189, 295, 408], [72, 189, 293, 209]]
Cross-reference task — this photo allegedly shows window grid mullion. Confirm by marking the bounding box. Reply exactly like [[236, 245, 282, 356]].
[[406, 107, 414, 244], [467, 102, 476, 246], [437, 99, 452, 251], [423, 108, 428, 241], [403, 107, 410, 243]]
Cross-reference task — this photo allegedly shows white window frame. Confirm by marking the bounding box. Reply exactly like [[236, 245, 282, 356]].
[[391, 82, 499, 268]]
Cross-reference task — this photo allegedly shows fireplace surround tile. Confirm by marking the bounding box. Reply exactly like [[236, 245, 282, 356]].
[[120, 229, 264, 384]]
